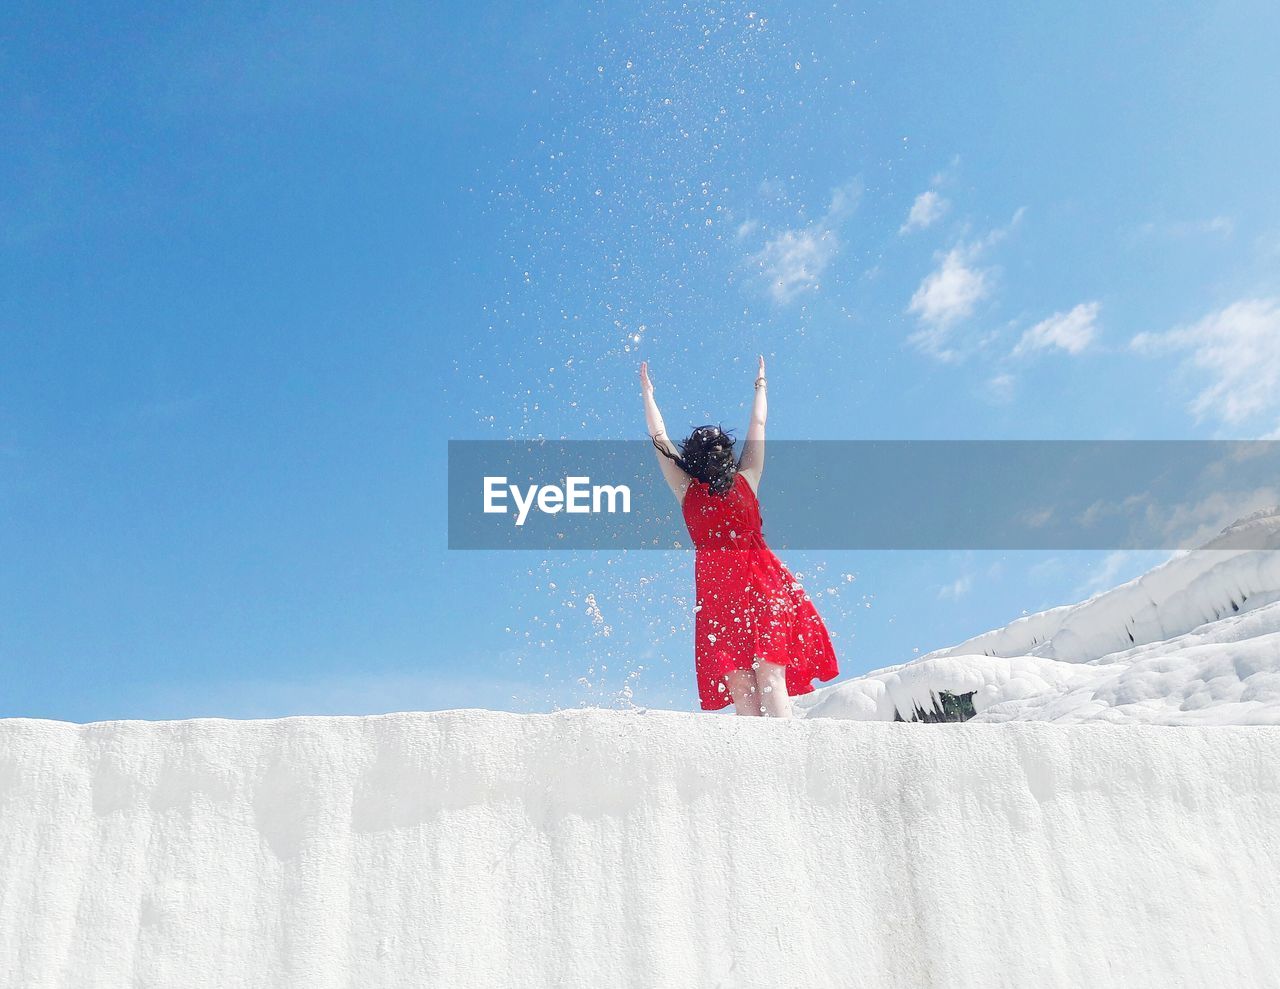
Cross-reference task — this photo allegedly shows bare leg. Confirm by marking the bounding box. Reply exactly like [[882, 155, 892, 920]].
[[754, 660, 793, 718], [726, 669, 761, 716]]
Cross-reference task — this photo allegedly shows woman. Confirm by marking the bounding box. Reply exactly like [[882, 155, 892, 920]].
[[640, 356, 839, 716]]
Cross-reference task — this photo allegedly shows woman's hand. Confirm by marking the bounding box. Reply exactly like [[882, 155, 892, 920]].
[[755, 354, 766, 384], [641, 361, 691, 503]]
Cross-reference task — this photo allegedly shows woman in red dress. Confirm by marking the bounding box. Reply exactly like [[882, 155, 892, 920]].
[[639, 356, 839, 716]]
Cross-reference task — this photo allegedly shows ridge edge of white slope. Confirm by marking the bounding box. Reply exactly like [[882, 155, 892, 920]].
[[796, 510, 1280, 724], [3, 711, 1280, 989], [797, 600, 1280, 724]]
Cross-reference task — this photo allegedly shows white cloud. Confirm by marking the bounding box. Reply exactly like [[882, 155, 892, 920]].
[[1130, 298, 1280, 429], [1074, 551, 1148, 597], [985, 372, 1016, 404], [900, 189, 948, 234], [1157, 486, 1280, 548], [826, 182, 860, 220], [1018, 506, 1056, 530], [1131, 216, 1236, 241], [938, 574, 973, 600], [908, 246, 990, 335], [903, 209, 1026, 360], [1028, 556, 1063, 581], [748, 182, 860, 304], [752, 228, 839, 303], [1013, 302, 1100, 357], [977, 206, 1025, 249]]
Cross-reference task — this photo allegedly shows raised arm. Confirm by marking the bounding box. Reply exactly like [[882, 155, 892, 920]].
[[737, 354, 767, 492], [640, 362, 692, 504]]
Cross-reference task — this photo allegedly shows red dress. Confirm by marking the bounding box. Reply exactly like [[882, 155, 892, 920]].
[[682, 472, 840, 710]]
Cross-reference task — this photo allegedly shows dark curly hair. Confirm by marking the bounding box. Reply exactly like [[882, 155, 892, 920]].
[[654, 424, 738, 495]]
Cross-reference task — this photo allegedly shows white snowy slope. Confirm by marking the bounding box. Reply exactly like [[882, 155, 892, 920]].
[[797, 510, 1280, 725], [2, 711, 1279, 989]]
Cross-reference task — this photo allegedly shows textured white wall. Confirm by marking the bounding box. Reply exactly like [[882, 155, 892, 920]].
[[2, 710, 1277, 988]]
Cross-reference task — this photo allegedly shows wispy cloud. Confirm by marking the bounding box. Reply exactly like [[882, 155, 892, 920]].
[[1157, 486, 1280, 548], [751, 228, 840, 303], [1130, 297, 1280, 430], [1073, 550, 1146, 598], [907, 246, 991, 358], [747, 181, 860, 304], [938, 574, 973, 600], [985, 372, 1016, 404], [900, 189, 948, 234], [1012, 302, 1100, 357], [906, 209, 1023, 360], [1129, 216, 1236, 242]]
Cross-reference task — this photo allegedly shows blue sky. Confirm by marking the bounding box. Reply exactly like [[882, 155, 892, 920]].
[[3, 1, 1279, 721]]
